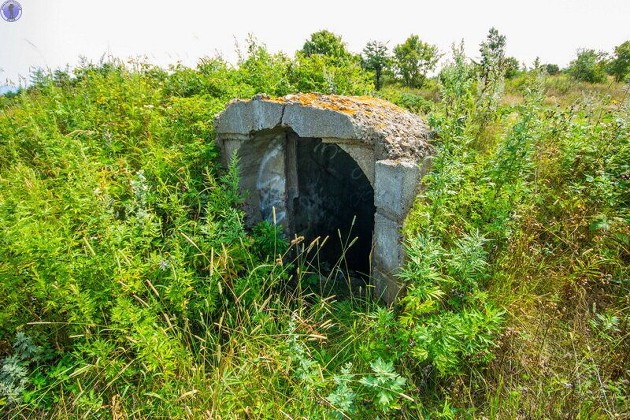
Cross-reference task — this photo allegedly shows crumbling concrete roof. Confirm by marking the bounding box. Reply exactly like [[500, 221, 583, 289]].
[[215, 93, 432, 160]]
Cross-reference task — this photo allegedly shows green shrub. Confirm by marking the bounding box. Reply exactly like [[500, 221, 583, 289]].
[[288, 53, 373, 95], [608, 40, 630, 82], [0, 40, 627, 418], [568, 48, 608, 83]]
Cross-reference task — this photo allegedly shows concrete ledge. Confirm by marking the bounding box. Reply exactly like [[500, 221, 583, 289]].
[[281, 104, 357, 139], [215, 94, 432, 161], [215, 100, 284, 134]]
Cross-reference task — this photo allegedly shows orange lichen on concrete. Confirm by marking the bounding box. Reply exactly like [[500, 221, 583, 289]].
[[219, 93, 432, 160], [266, 93, 407, 118]]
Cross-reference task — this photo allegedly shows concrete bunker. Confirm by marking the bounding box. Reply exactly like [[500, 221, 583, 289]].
[[215, 94, 432, 303]]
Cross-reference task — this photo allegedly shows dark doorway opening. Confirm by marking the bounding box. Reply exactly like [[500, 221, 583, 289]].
[[290, 135, 375, 276]]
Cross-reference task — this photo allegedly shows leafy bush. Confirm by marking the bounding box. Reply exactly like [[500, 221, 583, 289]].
[[289, 53, 373, 95], [545, 63, 560, 75], [504, 56, 521, 79], [403, 40, 628, 416], [300, 30, 353, 61], [0, 37, 627, 418], [237, 36, 294, 96], [608, 40, 630, 82], [568, 48, 608, 83], [0, 59, 275, 415]]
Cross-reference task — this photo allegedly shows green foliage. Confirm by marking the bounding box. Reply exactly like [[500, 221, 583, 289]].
[[300, 30, 352, 61], [608, 40, 630, 82], [393, 35, 440, 87], [0, 36, 628, 419], [252, 221, 288, 260], [393, 92, 434, 114], [361, 40, 391, 90], [288, 53, 373, 95], [568, 48, 608, 83], [478, 27, 507, 88], [237, 36, 294, 96], [291, 31, 372, 94], [326, 363, 356, 415], [438, 42, 476, 124], [0, 58, 281, 415], [545, 63, 560, 75], [0, 333, 44, 406], [483, 88, 629, 417], [397, 43, 537, 380], [504, 56, 521, 79], [398, 232, 505, 376], [475, 29, 509, 141], [406, 43, 629, 416], [359, 358, 408, 411]]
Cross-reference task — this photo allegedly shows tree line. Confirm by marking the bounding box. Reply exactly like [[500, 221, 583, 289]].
[[299, 29, 630, 90]]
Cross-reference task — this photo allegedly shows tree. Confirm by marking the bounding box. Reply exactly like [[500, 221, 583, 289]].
[[545, 64, 560, 75], [568, 49, 607, 83], [300, 30, 351, 61], [361, 41, 390, 90], [532, 57, 542, 70], [478, 27, 506, 92], [393, 35, 439, 88], [294, 30, 371, 94], [504, 57, 521, 79], [474, 28, 508, 140], [608, 41, 630, 82], [238, 36, 293, 96], [438, 41, 476, 121], [288, 53, 373, 95]]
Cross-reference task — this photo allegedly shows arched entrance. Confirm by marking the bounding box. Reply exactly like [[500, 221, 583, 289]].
[[291, 135, 374, 275], [237, 128, 374, 276]]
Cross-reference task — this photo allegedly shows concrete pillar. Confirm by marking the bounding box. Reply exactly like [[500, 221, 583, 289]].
[[372, 159, 421, 302]]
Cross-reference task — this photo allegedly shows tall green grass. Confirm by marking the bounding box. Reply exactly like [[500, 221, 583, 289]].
[[1, 44, 628, 418], [401, 46, 629, 417], [0, 55, 414, 418]]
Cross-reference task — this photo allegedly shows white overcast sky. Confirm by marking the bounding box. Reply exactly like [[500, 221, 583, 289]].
[[1, 0, 629, 85]]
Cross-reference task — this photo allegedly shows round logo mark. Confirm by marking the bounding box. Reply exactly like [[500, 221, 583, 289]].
[[1, 0, 22, 22]]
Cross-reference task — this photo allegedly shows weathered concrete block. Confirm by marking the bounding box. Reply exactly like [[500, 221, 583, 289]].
[[255, 138, 287, 225], [236, 135, 287, 228], [215, 100, 284, 134], [374, 159, 420, 220], [372, 212, 404, 273], [252, 100, 285, 132], [282, 104, 357, 139], [219, 138, 245, 166]]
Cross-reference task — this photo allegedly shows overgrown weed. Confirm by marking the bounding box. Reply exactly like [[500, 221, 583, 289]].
[[1, 42, 628, 418]]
